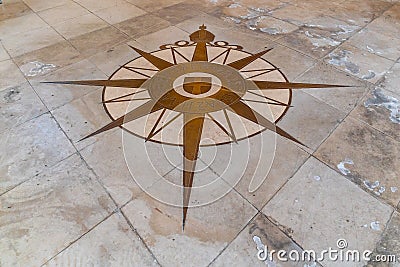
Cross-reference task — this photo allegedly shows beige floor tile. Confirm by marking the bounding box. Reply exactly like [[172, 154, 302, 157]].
[[0, 13, 47, 38], [37, 1, 90, 26], [362, 4, 400, 39], [277, 27, 343, 59], [1, 26, 64, 57], [0, 113, 75, 194], [265, 44, 316, 80], [347, 28, 400, 62], [264, 156, 393, 267], [0, 43, 9, 61], [124, 0, 185, 12], [211, 213, 319, 266], [350, 88, 400, 141], [31, 59, 106, 111], [315, 117, 400, 207], [221, 135, 310, 210], [135, 26, 192, 51], [153, 2, 204, 24], [115, 14, 170, 38], [276, 90, 346, 150], [325, 0, 393, 26], [51, 88, 113, 150], [325, 43, 395, 84], [13, 41, 82, 77], [0, 1, 32, 21], [43, 213, 157, 266], [380, 62, 400, 96], [122, 185, 257, 267], [269, 4, 323, 26], [69, 26, 128, 57], [372, 212, 400, 266], [80, 132, 142, 206], [23, 0, 70, 12], [80, 130, 177, 206], [0, 154, 115, 266], [93, 0, 147, 24], [53, 13, 108, 39], [0, 82, 47, 132], [88, 43, 139, 76], [0, 59, 26, 91], [74, 0, 124, 12], [295, 62, 369, 113]]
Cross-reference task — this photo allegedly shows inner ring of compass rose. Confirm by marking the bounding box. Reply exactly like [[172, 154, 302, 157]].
[[141, 61, 248, 114]]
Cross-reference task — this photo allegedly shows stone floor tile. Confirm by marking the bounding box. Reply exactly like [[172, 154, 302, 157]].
[[263, 156, 393, 267], [0, 112, 75, 194], [13, 41, 82, 77], [51, 88, 114, 150], [135, 26, 191, 51], [93, 0, 147, 24], [0, 13, 47, 38], [371, 212, 400, 267], [379, 62, 400, 96], [277, 27, 343, 59], [31, 59, 106, 111], [265, 44, 316, 81], [325, 43, 395, 84], [0, 82, 47, 132], [0, 43, 9, 62], [347, 28, 400, 62], [115, 14, 171, 39], [22, 0, 71, 12], [1, 26, 64, 57], [53, 13, 108, 39], [315, 117, 400, 207], [37, 1, 90, 26], [0, 59, 26, 91], [276, 90, 346, 150], [0, 1, 32, 21], [88, 43, 139, 76], [124, 0, 185, 12], [211, 213, 319, 266], [366, 4, 400, 40], [325, 0, 393, 27], [122, 184, 257, 267], [153, 2, 205, 24], [0, 154, 115, 266], [295, 62, 369, 114], [220, 135, 310, 210], [43, 213, 158, 266], [350, 88, 400, 141], [68, 26, 128, 57], [79, 130, 174, 206]]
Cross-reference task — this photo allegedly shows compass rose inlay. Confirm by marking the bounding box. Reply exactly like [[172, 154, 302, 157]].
[[46, 25, 349, 230]]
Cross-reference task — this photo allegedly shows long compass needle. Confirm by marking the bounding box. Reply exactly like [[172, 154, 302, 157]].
[[182, 113, 205, 230], [43, 79, 148, 88]]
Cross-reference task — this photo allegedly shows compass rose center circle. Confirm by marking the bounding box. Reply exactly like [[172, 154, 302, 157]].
[[173, 72, 221, 98]]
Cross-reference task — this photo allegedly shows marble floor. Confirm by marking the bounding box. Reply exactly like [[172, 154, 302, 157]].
[[1, 0, 400, 266]]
